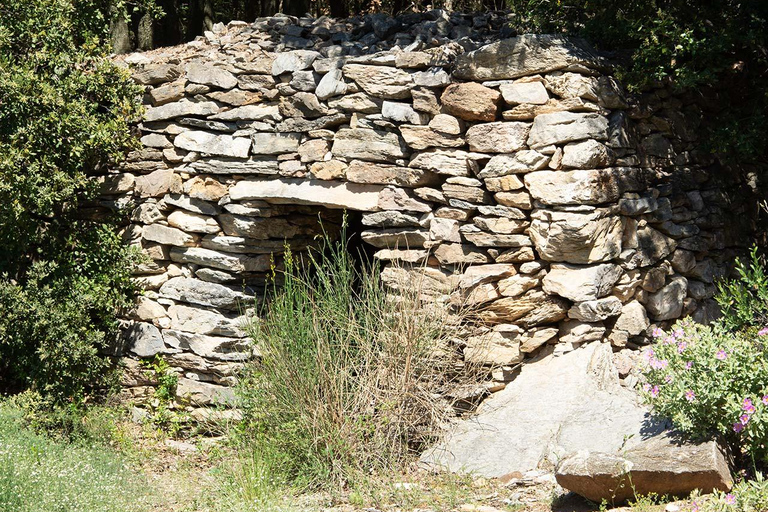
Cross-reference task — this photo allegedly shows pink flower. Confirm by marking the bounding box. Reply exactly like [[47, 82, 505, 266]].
[[650, 358, 668, 370], [762, 395, 768, 405], [677, 341, 688, 353], [724, 493, 736, 505], [652, 327, 664, 338], [674, 328, 684, 339], [685, 361, 693, 370], [642, 383, 652, 392], [691, 501, 700, 512], [734, 422, 744, 433], [759, 327, 768, 336], [685, 390, 695, 402], [716, 349, 728, 360], [650, 385, 660, 397], [743, 398, 756, 414], [665, 374, 673, 383], [663, 336, 675, 345], [644, 349, 655, 362], [740, 414, 750, 425]]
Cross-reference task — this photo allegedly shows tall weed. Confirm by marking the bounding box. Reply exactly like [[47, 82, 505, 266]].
[[238, 227, 470, 489]]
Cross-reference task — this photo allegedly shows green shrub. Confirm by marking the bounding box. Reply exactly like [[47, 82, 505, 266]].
[[716, 246, 768, 332], [698, 472, 768, 511], [640, 318, 768, 467], [0, 0, 142, 401], [238, 227, 468, 489]]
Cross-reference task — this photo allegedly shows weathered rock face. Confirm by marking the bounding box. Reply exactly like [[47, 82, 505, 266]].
[[110, 16, 751, 419], [555, 433, 733, 503], [420, 342, 665, 477]]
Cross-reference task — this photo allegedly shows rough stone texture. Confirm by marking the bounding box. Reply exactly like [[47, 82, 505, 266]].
[[556, 433, 733, 503], [420, 342, 663, 477], [454, 35, 607, 80], [440, 83, 500, 122], [111, 17, 751, 417]]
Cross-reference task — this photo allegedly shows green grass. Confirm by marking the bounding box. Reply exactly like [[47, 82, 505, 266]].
[[0, 401, 151, 512]]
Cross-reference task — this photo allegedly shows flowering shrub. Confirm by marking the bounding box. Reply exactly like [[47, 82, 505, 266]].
[[640, 318, 768, 467], [696, 473, 768, 511]]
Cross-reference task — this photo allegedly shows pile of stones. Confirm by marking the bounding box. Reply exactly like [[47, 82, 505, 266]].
[[104, 14, 752, 417]]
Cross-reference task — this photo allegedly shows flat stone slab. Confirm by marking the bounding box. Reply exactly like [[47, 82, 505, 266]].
[[229, 178, 385, 211], [556, 433, 733, 503], [420, 342, 664, 478]]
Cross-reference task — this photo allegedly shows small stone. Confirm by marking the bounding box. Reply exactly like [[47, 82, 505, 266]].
[[332, 128, 408, 163], [271, 50, 321, 75], [466, 122, 530, 153], [342, 64, 414, 99], [614, 301, 650, 336], [543, 263, 622, 302], [429, 114, 463, 135], [315, 68, 348, 100], [440, 82, 500, 122], [167, 210, 220, 234], [142, 223, 198, 247], [381, 101, 428, 124], [500, 80, 549, 105], [251, 132, 301, 155], [568, 297, 623, 322], [186, 62, 238, 89], [527, 112, 610, 148], [310, 160, 347, 180], [174, 131, 251, 158], [135, 170, 182, 198], [561, 140, 614, 169]]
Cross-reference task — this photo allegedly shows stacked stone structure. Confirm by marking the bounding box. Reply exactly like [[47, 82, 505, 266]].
[[105, 12, 752, 414]]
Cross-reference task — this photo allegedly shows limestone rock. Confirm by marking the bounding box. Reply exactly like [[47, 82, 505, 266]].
[[645, 276, 688, 321], [400, 125, 464, 150], [99, 173, 135, 195], [167, 211, 220, 234], [556, 433, 732, 504], [614, 301, 650, 336], [142, 223, 198, 247], [453, 35, 606, 81], [144, 99, 218, 122], [525, 168, 643, 206], [434, 244, 490, 265], [230, 178, 383, 211], [174, 131, 251, 158], [459, 264, 516, 289], [543, 263, 622, 302], [466, 122, 530, 153], [625, 226, 677, 269], [124, 322, 165, 357], [568, 297, 623, 322], [135, 170, 182, 198], [210, 104, 281, 122], [185, 63, 237, 89], [176, 378, 236, 406], [464, 331, 522, 366], [159, 277, 248, 310], [478, 151, 549, 178], [342, 64, 414, 99], [440, 83, 500, 122], [527, 112, 610, 148], [168, 304, 245, 337], [332, 128, 408, 163], [409, 149, 474, 176], [315, 68, 348, 100], [530, 208, 623, 263], [133, 64, 182, 85], [421, 342, 661, 477], [478, 291, 568, 326], [361, 229, 429, 249], [500, 80, 549, 105], [429, 114, 463, 135], [561, 140, 614, 169], [271, 50, 321, 75], [381, 101, 428, 124], [170, 247, 270, 273], [162, 330, 249, 362], [251, 132, 301, 155]]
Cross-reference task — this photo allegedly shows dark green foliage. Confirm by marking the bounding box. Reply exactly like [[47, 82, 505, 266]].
[[0, 0, 142, 401], [506, 0, 768, 163], [716, 246, 768, 332]]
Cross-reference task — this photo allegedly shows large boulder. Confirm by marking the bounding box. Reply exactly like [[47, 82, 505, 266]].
[[453, 35, 607, 81], [420, 342, 664, 477], [556, 433, 733, 504]]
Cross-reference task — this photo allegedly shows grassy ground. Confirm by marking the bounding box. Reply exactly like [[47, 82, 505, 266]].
[[0, 399, 692, 512]]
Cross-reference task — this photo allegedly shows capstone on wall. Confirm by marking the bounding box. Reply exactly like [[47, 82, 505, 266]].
[[103, 12, 753, 416]]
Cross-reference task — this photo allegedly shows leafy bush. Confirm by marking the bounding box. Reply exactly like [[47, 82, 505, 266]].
[[640, 318, 768, 467], [716, 246, 768, 332], [698, 472, 768, 511], [238, 228, 469, 489], [0, 0, 142, 401]]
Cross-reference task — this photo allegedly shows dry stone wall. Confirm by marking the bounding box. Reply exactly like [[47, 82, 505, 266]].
[[105, 12, 752, 414]]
